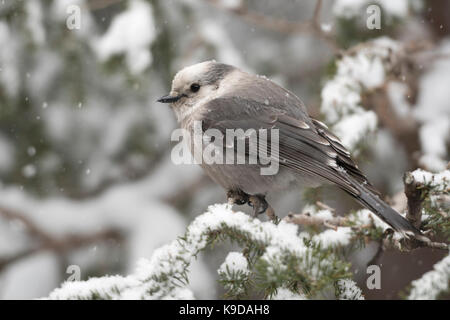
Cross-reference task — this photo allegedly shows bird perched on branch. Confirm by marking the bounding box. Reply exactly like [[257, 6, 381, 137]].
[[158, 60, 422, 239]]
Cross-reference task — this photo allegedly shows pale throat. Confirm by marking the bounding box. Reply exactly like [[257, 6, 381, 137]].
[[173, 86, 218, 123]]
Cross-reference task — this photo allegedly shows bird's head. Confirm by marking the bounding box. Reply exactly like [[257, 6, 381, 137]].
[[157, 60, 234, 121]]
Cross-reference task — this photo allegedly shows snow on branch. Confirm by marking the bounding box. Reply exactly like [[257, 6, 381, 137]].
[[285, 204, 389, 246], [404, 168, 450, 246], [286, 197, 448, 252], [217, 252, 250, 297], [271, 287, 307, 300], [321, 37, 401, 151], [336, 279, 365, 300], [410, 169, 450, 193], [408, 252, 450, 300], [404, 169, 449, 229], [48, 204, 350, 299]]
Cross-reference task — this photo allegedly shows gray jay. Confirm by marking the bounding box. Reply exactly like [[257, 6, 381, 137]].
[[158, 60, 421, 238]]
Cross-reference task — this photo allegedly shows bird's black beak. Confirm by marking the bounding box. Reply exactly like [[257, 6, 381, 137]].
[[157, 94, 185, 103]]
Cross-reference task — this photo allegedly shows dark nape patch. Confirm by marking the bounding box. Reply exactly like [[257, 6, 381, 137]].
[[204, 63, 234, 85]]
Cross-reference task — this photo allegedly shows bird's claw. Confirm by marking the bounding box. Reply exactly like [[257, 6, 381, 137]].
[[227, 191, 277, 221], [227, 189, 249, 206], [248, 195, 268, 217]]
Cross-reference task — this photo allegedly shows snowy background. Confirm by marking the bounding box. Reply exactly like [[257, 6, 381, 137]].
[[0, 0, 449, 299]]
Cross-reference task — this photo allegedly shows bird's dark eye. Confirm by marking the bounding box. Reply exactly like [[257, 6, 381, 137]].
[[190, 83, 200, 92]]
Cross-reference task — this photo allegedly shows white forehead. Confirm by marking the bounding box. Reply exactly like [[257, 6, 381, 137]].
[[172, 61, 214, 89]]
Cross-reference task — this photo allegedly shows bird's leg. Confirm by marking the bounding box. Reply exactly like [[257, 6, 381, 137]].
[[248, 194, 276, 221], [227, 189, 249, 206], [248, 195, 265, 217]]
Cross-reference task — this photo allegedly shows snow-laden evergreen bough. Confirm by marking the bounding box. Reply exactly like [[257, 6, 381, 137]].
[[48, 204, 353, 299], [48, 181, 449, 300], [47, 169, 449, 300]]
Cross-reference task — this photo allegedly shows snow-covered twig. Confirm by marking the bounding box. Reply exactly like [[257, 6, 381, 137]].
[[408, 252, 450, 300], [284, 212, 349, 229], [410, 169, 450, 192], [336, 279, 364, 300], [404, 171, 425, 229], [284, 200, 448, 252]]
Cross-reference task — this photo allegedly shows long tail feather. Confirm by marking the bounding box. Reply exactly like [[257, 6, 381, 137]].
[[341, 171, 423, 238]]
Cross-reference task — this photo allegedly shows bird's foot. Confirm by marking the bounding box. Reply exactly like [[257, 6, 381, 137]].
[[227, 189, 249, 206], [248, 195, 267, 217], [248, 195, 276, 221]]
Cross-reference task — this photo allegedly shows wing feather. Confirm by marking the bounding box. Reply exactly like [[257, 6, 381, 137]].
[[200, 97, 372, 196]]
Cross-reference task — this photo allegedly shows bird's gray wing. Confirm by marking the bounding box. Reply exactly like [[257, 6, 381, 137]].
[[199, 96, 376, 196]]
